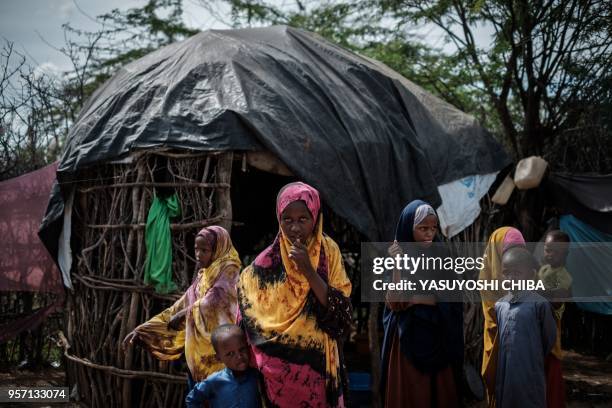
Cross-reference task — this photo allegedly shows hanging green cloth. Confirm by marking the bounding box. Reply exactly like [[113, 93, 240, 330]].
[[144, 193, 181, 293]]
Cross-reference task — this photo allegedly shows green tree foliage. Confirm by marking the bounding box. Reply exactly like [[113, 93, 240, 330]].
[[381, 0, 612, 164], [0, 42, 67, 179]]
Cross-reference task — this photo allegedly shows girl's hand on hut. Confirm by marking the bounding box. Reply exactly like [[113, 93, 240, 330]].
[[122, 330, 139, 350], [289, 239, 315, 277], [168, 308, 187, 331]]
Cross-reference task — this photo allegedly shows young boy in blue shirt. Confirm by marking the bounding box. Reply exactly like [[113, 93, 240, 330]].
[[186, 324, 261, 408], [495, 247, 557, 408]]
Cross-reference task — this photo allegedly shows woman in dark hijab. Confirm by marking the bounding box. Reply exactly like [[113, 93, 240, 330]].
[[381, 200, 463, 407]]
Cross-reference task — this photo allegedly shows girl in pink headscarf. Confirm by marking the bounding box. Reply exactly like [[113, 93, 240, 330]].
[[238, 182, 353, 407]]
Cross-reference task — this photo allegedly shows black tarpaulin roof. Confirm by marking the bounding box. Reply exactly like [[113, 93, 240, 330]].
[[41, 25, 509, 260]]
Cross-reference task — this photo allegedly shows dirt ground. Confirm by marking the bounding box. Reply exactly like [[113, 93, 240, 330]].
[[0, 366, 76, 407], [1, 350, 611, 407], [563, 350, 612, 407]]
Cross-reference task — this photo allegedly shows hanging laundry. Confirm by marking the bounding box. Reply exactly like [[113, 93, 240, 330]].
[[144, 193, 181, 293]]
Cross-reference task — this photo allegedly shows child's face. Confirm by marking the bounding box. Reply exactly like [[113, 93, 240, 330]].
[[195, 236, 214, 268], [543, 236, 568, 268], [413, 214, 437, 246], [501, 257, 535, 281], [216, 333, 250, 373], [280, 200, 315, 245]]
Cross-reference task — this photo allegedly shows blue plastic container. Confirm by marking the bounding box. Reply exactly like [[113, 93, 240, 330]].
[[348, 372, 371, 392], [348, 372, 371, 407]]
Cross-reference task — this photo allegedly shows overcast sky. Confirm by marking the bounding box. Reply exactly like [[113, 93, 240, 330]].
[[1, 0, 493, 79], [0, 0, 229, 76]]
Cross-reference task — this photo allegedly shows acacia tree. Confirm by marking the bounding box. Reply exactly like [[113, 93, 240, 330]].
[[0, 42, 69, 180], [1, 25, 111, 180], [380, 0, 612, 162], [1, 0, 199, 181]]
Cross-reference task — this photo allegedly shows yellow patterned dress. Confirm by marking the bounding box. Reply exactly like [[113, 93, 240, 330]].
[[133, 226, 241, 381]]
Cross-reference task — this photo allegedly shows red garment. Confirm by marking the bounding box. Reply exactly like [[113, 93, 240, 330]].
[[545, 354, 566, 408], [385, 331, 459, 408]]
